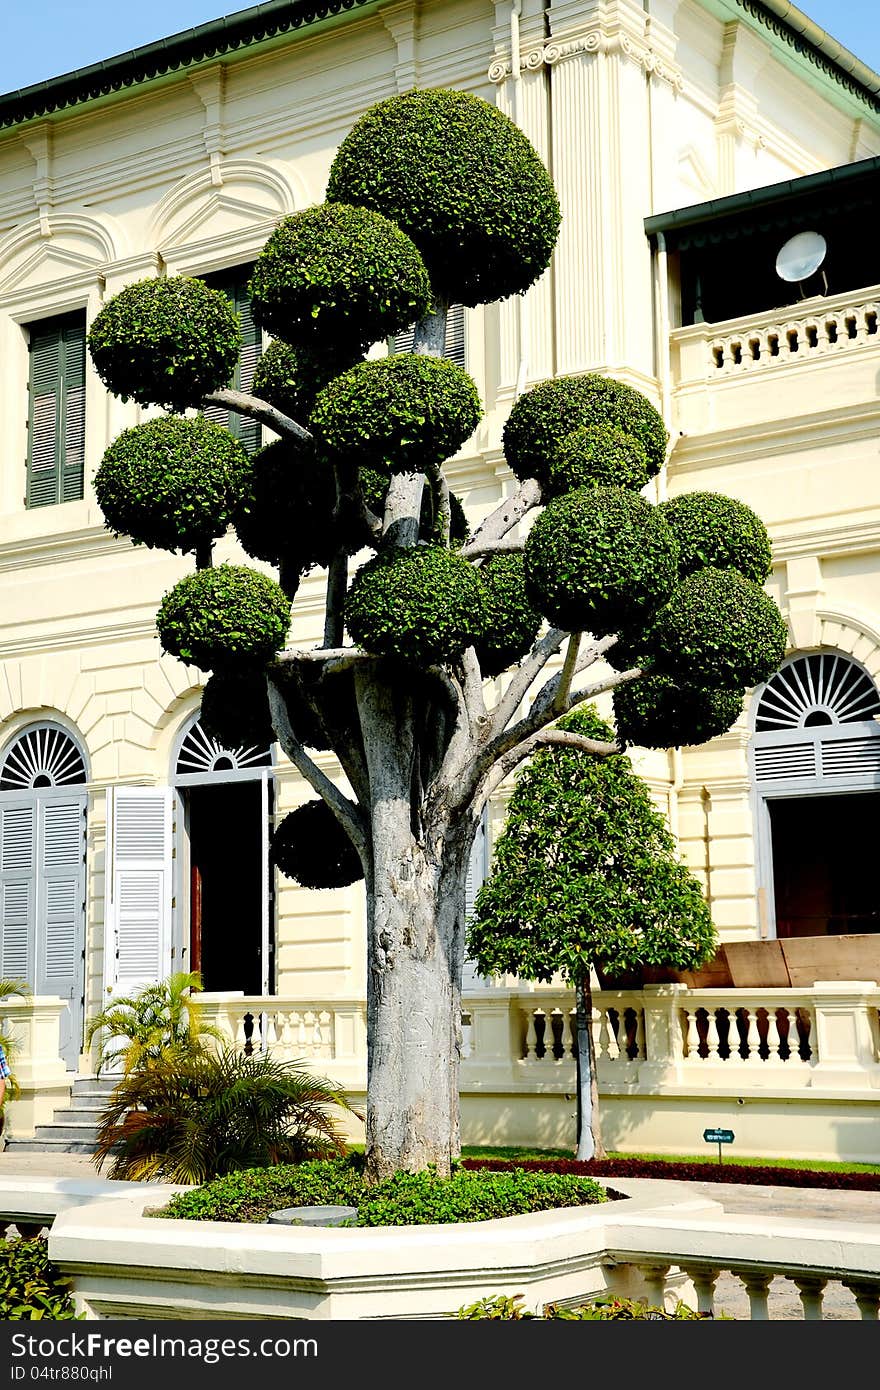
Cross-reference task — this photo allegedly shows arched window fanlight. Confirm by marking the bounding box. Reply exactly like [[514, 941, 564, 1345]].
[[0, 725, 87, 790], [755, 653, 880, 732], [175, 719, 272, 777]]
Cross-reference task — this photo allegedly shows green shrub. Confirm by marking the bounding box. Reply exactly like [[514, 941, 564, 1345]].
[[248, 203, 430, 351], [326, 88, 560, 307], [200, 669, 276, 752], [457, 1293, 716, 1319], [93, 1050, 356, 1184], [271, 801, 363, 889], [345, 545, 487, 664], [613, 674, 745, 749], [503, 375, 668, 489], [474, 553, 542, 677], [232, 439, 336, 572], [158, 1157, 606, 1225], [659, 491, 772, 583], [523, 487, 678, 635], [650, 567, 788, 689], [548, 424, 651, 497], [157, 564, 291, 673], [94, 415, 250, 556], [310, 354, 481, 475], [85, 971, 221, 1077], [251, 339, 361, 422], [0, 1237, 82, 1321], [88, 276, 240, 411]]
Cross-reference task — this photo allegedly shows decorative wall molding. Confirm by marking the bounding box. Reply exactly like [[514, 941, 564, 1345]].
[[488, 32, 683, 91]]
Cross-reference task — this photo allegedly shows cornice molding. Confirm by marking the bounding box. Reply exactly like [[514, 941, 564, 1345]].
[[489, 30, 683, 91]]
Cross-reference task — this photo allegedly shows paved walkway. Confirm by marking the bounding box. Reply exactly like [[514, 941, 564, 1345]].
[[2, 1150, 877, 1319]]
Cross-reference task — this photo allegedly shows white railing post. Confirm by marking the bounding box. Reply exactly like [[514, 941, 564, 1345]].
[[638, 985, 687, 1086], [1, 997, 71, 1139], [810, 982, 880, 1088]]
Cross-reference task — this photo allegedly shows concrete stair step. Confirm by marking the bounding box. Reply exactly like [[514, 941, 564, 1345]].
[[30, 1122, 100, 1144], [50, 1107, 104, 1125], [5, 1137, 98, 1154]]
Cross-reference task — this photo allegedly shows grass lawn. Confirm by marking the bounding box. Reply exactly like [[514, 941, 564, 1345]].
[[460, 1145, 879, 1175]]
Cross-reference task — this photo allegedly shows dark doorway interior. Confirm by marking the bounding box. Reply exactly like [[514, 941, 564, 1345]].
[[769, 792, 880, 937], [187, 781, 269, 993]]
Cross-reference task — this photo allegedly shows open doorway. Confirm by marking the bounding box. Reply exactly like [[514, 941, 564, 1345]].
[[768, 792, 880, 938]]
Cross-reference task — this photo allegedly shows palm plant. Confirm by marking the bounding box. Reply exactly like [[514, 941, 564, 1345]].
[[0, 979, 32, 1105], [85, 971, 223, 1076], [92, 1048, 359, 1182]]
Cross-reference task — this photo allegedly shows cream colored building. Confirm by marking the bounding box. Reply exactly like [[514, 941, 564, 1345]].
[[1, 0, 879, 1158]]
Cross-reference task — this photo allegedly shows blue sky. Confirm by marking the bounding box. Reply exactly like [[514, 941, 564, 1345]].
[[0, 1, 878, 95]]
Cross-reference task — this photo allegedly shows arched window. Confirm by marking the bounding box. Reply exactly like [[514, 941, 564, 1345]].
[[0, 723, 87, 790], [752, 652, 880, 939], [174, 719, 272, 779]]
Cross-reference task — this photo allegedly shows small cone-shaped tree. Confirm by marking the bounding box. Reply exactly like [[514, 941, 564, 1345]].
[[467, 708, 717, 1160], [87, 88, 786, 1180]]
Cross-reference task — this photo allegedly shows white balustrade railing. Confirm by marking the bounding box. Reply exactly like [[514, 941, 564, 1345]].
[[671, 282, 880, 381]]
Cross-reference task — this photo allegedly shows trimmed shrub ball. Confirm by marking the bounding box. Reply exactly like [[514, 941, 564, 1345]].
[[345, 545, 487, 664], [659, 491, 772, 584], [251, 340, 362, 423], [474, 553, 542, 678], [326, 88, 560, 308], [504, 375, 668, 490], [233, 440, 336, 573], [613, 674, 745, 749], [247, 203, 431, 351], [200, 670, 275, 752], [548, 425, 650, 498], [94, 415, 250, 556], [271, 800, 363, 889], [157, 565, 291, 673], [311, 354, 481, 474], [88, 276, 241, 412], [524, 487, 679, 637], [359, 468, 469, 546], [650, 567, 788, 689]]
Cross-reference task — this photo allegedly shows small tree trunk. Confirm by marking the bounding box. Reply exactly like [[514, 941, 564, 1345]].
[[574, 970, 605, 1160]]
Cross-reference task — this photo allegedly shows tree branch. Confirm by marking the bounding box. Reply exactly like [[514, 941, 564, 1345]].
[[554, 633, 582, 714], [413, 301, 449, 355], [275, 646, 373, 674], [488, 627, 567, 737], [474, 727, 620, 816], [266, 676, 370, 862], [383, 472, 425, 548], [323, 552, 348, 649], [425, 461, 451, 545], [466, 477, 542, 552], [201, 388, 312, 446], [460, 538, 524, 560], [530, 632, 620, 720], [458, 646, 487, 725]]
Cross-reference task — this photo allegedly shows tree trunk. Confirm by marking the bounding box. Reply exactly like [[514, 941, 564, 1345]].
[[574, 970, 605, 1161]]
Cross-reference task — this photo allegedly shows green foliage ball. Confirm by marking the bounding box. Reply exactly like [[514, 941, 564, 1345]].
[[326, 88, 560, 307], [659, 491, 772, 584], [270, 801, 363, 889], [523, 487, 679, 636], [200, 670, 275, 752], [503, 375, 668, 490], [548, 425, 650, 497], [157, 565, 291, 673], [233, 440, 336, 572], [650, 567, 788, 688], [94, 415, 250, 556], [311, 354, 481, 475], [474, 553, 542, 677], [359, 468, 469, 545], [345, 545, 486, 664], [613, 674, 745, 749], [88, 276, 241, 411], [247, 203, 431, 351], [251, 340, 362, 422]]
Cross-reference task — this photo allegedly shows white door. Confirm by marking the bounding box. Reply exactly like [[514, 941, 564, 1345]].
[[104, 787, 173, 1000]]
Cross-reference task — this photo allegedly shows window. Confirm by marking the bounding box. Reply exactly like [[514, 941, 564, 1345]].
[[26, 312, 86, 508], [201, 268, 262, 453], [392, 303, 466, 366]]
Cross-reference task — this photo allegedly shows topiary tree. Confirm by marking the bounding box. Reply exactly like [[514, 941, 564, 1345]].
[[467, 709, 717, 1160], [88, 86, 786, 1182]]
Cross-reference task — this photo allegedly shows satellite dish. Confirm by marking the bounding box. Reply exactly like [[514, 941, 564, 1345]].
[[775, 230, 827, 285]]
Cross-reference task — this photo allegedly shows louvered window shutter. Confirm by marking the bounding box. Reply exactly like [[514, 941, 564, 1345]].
[[26, 314, 86, 508], [105, 787, 173, 998], [0, 800, 36, 982], [201, 270, 261, 454], [37, 796, 86, 1067]]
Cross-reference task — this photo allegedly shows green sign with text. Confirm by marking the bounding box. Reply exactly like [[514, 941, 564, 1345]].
[[703, 1128, 734, 1143]]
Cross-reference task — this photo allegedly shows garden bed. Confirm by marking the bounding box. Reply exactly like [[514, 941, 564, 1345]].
[[462, 1156, 880, 1191]]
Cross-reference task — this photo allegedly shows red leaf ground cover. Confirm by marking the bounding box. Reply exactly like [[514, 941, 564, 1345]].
[[462, 1156, 880, 1191]]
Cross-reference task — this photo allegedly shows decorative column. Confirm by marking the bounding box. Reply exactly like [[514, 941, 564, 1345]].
[[810, 982, 880, 1089], [2, 998, 71, 1138], [638, 984, 687, 1086]]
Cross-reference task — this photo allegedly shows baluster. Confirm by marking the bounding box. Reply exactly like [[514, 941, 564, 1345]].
[[638, 1264, 671, 1311], [301, 1011, 315, 1053], [597, 1008, 611, 1061], [705, 1009, 721, 1062], [743, 1009, 760, 1063], [263, 1011, 278, 1051], [793, 1277, 826, 1320], [682, 1266, 719, 1317], [280, 1012, 293, 1047], [523, 1010, 540, 1060], [843, 1281, 880, 1320], [766, 1009, 784, 1061], [293, 1011, 306, 1050], [318, 1011, 332, 1056], [684, 1009, 700, 1059], [741, 1272, 772, 1320], [234, 1012, 249, 1052], [633, 1008, 646, 1062], [800, 1007, 815, 1063]]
